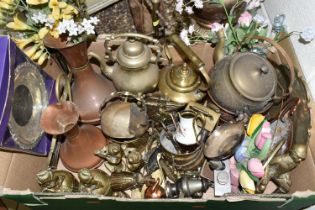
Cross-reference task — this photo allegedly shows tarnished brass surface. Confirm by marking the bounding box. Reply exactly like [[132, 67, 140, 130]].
[[101, 33, 160, 93], [110, 172, 154, 191], [78, 168, 112, 195], [37, 169, 79, 193]]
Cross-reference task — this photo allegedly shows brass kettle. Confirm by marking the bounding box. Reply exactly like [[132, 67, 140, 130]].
[[100, 92, 149, 139], [100, 33, 160, 94], [158, 34, 211, 104], [209, 36, 295, 115]]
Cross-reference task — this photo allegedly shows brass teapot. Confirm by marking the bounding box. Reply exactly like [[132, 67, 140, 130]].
[[209, 36, 295, 115], [158, 34, 211, 104], [99, 33, 161, 94]]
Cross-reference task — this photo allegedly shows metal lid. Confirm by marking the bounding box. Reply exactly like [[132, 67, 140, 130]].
[[229, 52, 277, 102], [116, 39, 151, 69], [167, 63, 200, 92]]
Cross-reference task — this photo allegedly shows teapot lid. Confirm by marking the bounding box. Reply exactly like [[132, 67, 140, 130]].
[[229, 52, 277, 102], [116, 39, 151, 69], [168, 63, 200, 92]]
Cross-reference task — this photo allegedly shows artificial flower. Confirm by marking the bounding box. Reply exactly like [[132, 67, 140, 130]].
[[210, 22, 224, 32], [175, 0, 183, 14], [38, 27, 49, 39], [25, 43, 40, 57], [253, 14, 267, 27], [238, 11, 252, 27], [246, 0, 261, 10], [81, 18, 95, 35], [300, 27, 315, 42], [188, 24, 194, 34], [6, 13, 33, 30], [31, 47, 44, 60], [49, 28, 59, 38], [193, 0, 203, 9], [49, 0, 67, 20], [45, 16, 55, 29], [31, 12, 48, 24], [37, 52, 48, 65], [180, 28, 190, 45], [185, 6, 193, 14], [13, 34, 39, 49], [0, 1, 12, 10], [89, 16, 100, 25], [26, 0, 48, 5], [1, 0, 14, 4]]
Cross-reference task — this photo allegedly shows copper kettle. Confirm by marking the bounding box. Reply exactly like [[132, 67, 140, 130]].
[[95, 33, 161, 94], [158, 34, 211, 104], [209, 36, 295, 115]]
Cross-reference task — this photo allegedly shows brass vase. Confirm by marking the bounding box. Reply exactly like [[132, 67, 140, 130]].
[[43, 35, 116, 124]]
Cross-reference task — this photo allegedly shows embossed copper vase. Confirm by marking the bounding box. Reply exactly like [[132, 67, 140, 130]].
[[43, 35, 116, 124]]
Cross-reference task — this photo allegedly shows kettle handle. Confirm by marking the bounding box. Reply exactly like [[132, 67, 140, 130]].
[[99, 91, 145, 112], [167, 34, 211, 88], [246, 35, 295, 99], [103, 33, 161, 62]]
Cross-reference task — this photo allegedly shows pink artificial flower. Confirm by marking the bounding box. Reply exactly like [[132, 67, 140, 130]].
[[210, 22, 224, 32], [238, 11, 253, 27]]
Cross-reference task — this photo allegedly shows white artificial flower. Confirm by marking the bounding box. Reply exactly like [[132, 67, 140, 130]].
[[180, 29, 190, 45], [45, 17, 55, 29], [185, 6, 193, 14], [210, 22, 224, 32], [300, 27, 315, 42], [81, 18, 96, 35], [175, 0, 183, 14], [77, 25, 85, 35], [193, 0, 203, 9], [56, 20, 68, 34], [68, 26, 79, 36], [246, 0, 261, 10], [89, 16, 100, 25], [188, 24, 195, 34], [31, 12, 48, 24], [253, 14, 267, 27]]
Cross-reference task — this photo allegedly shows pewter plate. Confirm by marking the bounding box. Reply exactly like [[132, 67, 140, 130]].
[[8, 62, 48, 149]]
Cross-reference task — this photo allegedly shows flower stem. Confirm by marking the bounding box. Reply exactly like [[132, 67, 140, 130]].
[[219, 0, 240, 45]]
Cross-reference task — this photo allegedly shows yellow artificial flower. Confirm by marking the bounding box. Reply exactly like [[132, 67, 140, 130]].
[[37, 52, 48, 65], [25, 44, 40, 58], [31, 48, 44, 60], [61, 4, 78, 19], [26, 0, 48, 5], [13, 34, 39, 49], [0, 1, 11, 10], [6, 13, 33, 30], [38, 27, 49, 39], [1, 0, 14, 4], [49, 0, 67, 20], [49, 28, 59, 38]]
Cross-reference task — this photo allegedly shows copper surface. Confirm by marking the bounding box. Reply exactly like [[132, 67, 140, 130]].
[[43, 34, 116, 124], [60, 124, 107, 172]]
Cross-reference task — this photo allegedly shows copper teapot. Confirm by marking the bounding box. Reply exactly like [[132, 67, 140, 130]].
[[95, 33, 161, 94], [209, 36, 295, 115], [158, 34, 211, 104]]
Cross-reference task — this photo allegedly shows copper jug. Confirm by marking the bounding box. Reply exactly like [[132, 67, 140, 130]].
[[43, 34, 116, 124]]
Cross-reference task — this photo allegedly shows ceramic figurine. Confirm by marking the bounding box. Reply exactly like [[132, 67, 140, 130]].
[[248, 158, 264, 178], [36, 169, 79, 193], [239, 170, 255, 194]]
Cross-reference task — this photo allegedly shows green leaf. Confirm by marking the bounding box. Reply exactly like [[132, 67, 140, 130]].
[[235, 27, 247, 42]]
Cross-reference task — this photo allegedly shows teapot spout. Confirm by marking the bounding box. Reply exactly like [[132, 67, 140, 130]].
[[88, 51, 114, 79], [213, 29, 225, 64]]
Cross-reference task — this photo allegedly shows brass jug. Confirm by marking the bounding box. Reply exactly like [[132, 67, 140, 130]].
[[158, 34, 211, 104], [99, 33, 161, 94]]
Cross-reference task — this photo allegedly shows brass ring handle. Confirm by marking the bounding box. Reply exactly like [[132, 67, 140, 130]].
[[167, 34, 211, 88], [246, 35, 295, 98], [99, 91, 145, 112], [55, 72, 72, 102], [103, 33, 160, 44], [193, 113, 206, 144]]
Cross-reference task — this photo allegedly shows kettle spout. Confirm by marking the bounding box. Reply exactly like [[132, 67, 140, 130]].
[[88, 51, 114, 79], [213, 29, 225, 64]]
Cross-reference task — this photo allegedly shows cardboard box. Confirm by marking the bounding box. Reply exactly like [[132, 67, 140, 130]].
[[0, 36, 314, 210]]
